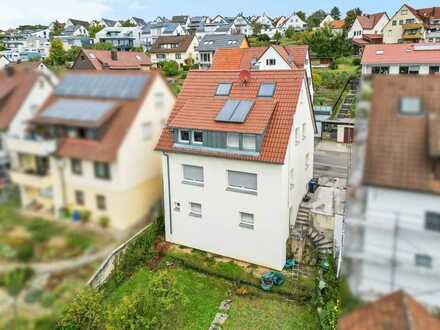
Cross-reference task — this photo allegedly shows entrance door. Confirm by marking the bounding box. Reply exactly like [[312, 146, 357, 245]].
[[343, 127, 354, 143]]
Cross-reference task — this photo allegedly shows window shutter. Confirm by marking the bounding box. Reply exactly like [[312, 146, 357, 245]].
[[183, 165, 204, 182], [228, 171, 257, 190]]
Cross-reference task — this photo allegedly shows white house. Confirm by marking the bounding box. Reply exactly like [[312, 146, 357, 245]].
[[320, 15, 335, 28], [211, 15, 228, 25], [233, 15, 253, 36], [31, 27, 51, 39], [156, 67, 315, 270], [130, 17, 147, 27], [348, 12, 389, 40], [142, 23, 186, 49], [254, 13, 274, 29], [98, 19, 117, 28], [150, 35, 199, 66], [345, 75, 440, 308], [281, 13, 307, 32], [361, 43, 440, 75], [95, 27, 142, 50]]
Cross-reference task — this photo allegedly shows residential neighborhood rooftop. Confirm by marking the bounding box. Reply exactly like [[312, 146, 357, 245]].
[[151, 35, 195, 53], [198, 34, 246, 52], [361, 43, 440, 65], [74, 49, 150, 70]]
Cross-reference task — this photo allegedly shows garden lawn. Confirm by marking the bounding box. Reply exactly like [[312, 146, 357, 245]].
[[0, 199, 112, 262], [105, 264, 318, 330]]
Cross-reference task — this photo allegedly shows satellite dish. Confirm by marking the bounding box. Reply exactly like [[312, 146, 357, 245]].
[[239, 69, 251, 83]]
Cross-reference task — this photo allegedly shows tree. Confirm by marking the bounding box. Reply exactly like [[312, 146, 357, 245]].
[[4, 267, 34, 330], [273, 31, 282, 42], [307, 9, 327, 28], [285, 26, 295, 39], [0, 43, 6, 51], [57, 288, 104, 330], [45, 39, 66, 66], [120, 19, 136, 27], [331, 6, 341, 20], [65, 46, 81, 62], [50, 20, 63, 38], [296, 11, 306, 22], [345, 8, 363, 32], [251, 22, 263, 36], [160, 60, 179, 76], [88, 23, 103, 38], [303, 27, 352, 58]]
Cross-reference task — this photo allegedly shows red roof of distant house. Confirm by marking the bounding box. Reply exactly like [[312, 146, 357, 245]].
[[75, 49, 150, 71], [361, 43, 440, 65], [331, 20, 345, 29], [211, 45, 309, 71], [155, 69, 306, 164], [338, 291, 440, 330], [405, 4, 440, 25], [357, 12, 387, 29]]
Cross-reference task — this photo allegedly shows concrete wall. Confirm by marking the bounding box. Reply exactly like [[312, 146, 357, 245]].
[[354, 186, 440, 307]]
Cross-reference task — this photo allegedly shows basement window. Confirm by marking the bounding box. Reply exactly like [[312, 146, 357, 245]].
[[400, 97, 422, 115]]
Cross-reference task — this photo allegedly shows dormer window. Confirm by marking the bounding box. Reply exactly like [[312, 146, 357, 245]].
[[227, 133, 239, 148], [400, 97, 422, 115], [179, 129, 190, 143], [258, 82, 276, 97], [216, 83, 232, 96], [266, 59, 276, 66], [192, 131, 204, 144], [242, 134, 256, 151]]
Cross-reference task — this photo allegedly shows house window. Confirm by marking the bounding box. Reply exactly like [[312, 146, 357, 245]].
[[425, 212, 440, 232], [399, 66, 409, 74], [400, 97, 421, 115], [189, 202, 202, 218], [295, 128, 300, 145], [239, 212, 254, 229], [183, 165, 204, 185], [371, 66, 389, 75], [75, 190, 84, 206], [175, 53, 181, 59], [179, 129, 190, 143], [305, 153, 310, 170], [192, 131, 204, 144], [142, 122, 153, 140], [96, 194, 106, 210], [415, 254, 432, 268], [266, 58, 276, 66], [302, 123, 306, 140], [216, 83, 232, 96], [242, 134, 256, 151], [71, 158, 82, 175], [94, 162, 111, 180], [409, 65, 420, 74], [227, 170, 257, 193], [430, 66, 440, 74], [226, 133, 239, 149], [392, 20, 397, 26]]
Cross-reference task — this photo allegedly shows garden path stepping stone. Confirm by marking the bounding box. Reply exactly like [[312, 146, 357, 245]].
[[219, 299, 232, 311], [213, 313, 228, 325]]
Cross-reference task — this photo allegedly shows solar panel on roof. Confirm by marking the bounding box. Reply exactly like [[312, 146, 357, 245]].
[[216, 99, 254, 123], [229, 100, 254, 122], [41, 99, 116, 123], [258, 82, 276, 97], [54, 74, 148, 100]]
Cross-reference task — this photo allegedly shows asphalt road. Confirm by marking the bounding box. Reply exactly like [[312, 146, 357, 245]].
[[314, 149, 350, 179]]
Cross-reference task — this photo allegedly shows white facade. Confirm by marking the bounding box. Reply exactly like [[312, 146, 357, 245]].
[[348, 15, 389, 39], [161, 79, 314, 270], [362, 63, 434, 76], [320, 15, 335, 28], [151, 36, 199, 66], [281, 13, 307, 32], [347, 186, 440, 307]]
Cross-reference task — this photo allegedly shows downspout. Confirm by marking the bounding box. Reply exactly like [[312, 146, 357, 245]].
[[163, 152, 173, 235]]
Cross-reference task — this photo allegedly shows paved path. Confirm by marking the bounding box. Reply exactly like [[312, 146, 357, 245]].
[[314, 149, 350, 179]]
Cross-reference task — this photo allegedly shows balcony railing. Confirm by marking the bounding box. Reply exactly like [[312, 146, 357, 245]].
[[402, 23, 424, 30], [10, 168, 52, 189], [402, 32, 423, 40], [6, 136, 57, 156]]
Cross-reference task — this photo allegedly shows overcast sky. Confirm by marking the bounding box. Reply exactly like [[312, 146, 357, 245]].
[[1, 0, 439, 29]]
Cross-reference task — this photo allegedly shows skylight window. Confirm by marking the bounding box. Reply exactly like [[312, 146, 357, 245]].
[[89, 53, 96, 59], [215, 83, 232, 96], [376, 50, 384, 55], [400, 97, 422, 114], [258, 82, 276, 97]]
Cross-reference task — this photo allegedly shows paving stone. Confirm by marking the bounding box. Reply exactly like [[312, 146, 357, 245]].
[[213, 313, 228, 325], [219, 299, 232, 311], [208, 325, 222, 330]]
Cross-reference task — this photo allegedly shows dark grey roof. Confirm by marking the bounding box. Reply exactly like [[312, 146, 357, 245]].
[[172, 15, 189, 24], [101, 18, 116, 27], [68, 18, 90, 28], [198, 34, 245, 51], [215, 23, 233, 33], [131, 17, 146, 26]]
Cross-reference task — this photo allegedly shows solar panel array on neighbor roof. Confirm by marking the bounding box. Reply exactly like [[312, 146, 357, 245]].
[[215, 99, 255, 123], [54, 74, 148, 100], [41, 99, 116, 123]]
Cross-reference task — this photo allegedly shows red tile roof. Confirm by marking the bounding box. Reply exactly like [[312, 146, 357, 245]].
[[357, 12, 387, 30], [364, 75, 440, 194], [34, 70, 161, 162], [155, 69, 306, 164], [211, 45, 309, 71], [0, 69, 40, 130], [78, 49, 150, 70], [338, 291, 440, 330], [361, 43, 440, 65], [405, 4, 440, 25], [331, 20, 346, 29]]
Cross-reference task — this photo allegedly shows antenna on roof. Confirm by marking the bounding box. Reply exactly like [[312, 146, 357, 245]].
[[239, 69, 251, 85]]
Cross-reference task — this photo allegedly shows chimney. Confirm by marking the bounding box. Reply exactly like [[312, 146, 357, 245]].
[[111, 49, 118, 61]]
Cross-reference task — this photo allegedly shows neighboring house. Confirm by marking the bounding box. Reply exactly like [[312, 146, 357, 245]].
[[0, 55, 10, 69], [339, 291, 440, 329], [171, 15, 191, 28], [8, 71, 175, 230], [198, 34, 248, 69], [150, 35, 199, 66], [214, 23, 237, 35], [361, 43, 440, 75], [65, 18, 90, 32], [233, 15, 253, 35], [211, 15, 228, 25], [0, 66, 56, 176], [320, 15, 335, 28], [99, 18, 117, 28], [9, 61, 57, 82], [330, 20, 346, 34], [155, 68, 315, 270], [347, 12, 389, 39], [56, 35, 93, 50], [187, 16, 208, 34], [142, 23, 186, 49], [72, 49, 151, 71], [211, 45, 314, 99], [254, 13, 274, 29], [345, 75, 440, 307], [383, 4, 440, 44], [273, 16, 287, 30], [31, 27, 51, 39], [130, 17, 147, 27], [95, 27, 143, 50], [281, 13, 307, 32], [62, 24, 89, 37]]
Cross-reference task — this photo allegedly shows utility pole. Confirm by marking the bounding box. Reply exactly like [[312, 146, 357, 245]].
[[390, 212, 399, 291]]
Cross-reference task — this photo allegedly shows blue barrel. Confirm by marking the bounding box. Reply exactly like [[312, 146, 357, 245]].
[[72, 210, 81, 223]]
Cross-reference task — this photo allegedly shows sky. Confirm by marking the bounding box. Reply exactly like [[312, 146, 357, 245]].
[[1, 0, 440, 29]]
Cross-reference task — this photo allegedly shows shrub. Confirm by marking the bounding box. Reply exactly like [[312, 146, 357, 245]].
[[25, 289, 43, 304], [16, 242, 34, 262], [160, 60, 179, 77], [352, 57, 361, 66], [79, 210, 91, 223], [57, 288, 104, 330], [99, 216, 110, 228], [34, 315, 58, 330], [257, 34, 270, 42]]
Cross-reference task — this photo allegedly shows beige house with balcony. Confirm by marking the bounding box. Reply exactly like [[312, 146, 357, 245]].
[[7, 71, 175, 230]]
